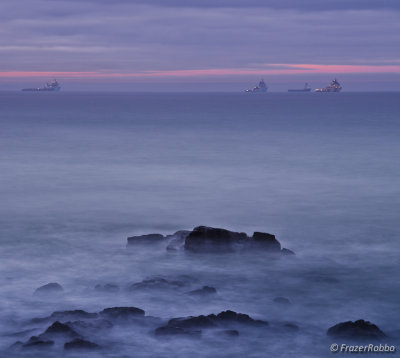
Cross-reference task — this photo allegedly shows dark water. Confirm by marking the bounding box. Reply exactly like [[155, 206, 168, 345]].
[[0, 92, 399, 357]]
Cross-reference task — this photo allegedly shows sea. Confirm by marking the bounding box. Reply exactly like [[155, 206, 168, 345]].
[[0, 91, 399, 357]]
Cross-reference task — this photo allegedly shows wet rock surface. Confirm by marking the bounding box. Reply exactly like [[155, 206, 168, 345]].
[[327, 320, 386, 340]]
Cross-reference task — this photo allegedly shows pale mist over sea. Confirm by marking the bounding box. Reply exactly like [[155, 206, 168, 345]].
[[0, 91, 399, 357]]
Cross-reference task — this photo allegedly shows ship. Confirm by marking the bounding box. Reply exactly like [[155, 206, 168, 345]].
[[315, 79, 342, 92], [245, 79, 268, 93], [22, 79, 61, 92], [288, 83, 311, 92]]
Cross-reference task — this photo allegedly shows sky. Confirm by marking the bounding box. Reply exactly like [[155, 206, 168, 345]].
[[1, 0, 400, 91]]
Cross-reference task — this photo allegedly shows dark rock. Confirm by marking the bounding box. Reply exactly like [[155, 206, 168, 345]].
[[95, 283, 119, 292], [212, 310, 268, 326], [327, 320, 386, 340], [127, 233, 165, 246], [184, 226, 248, 253], [42, 321, 79, 338], [252, 232, 281, 251], [129, 276, 188, 291], [23, 336, 54, 348], [31, 309, 98, 324], [34, 282, 63, 295], [281, 248, 295, 255], [273, 297, 291, 305], [157, 310, 268, 335], [187, 286, 217, 296], [67, 319, 113, 333], [100, 307, 145, 320], [64, 338, 100, 350], [155, 325, 201, 337], [168, 315, 216, 329]]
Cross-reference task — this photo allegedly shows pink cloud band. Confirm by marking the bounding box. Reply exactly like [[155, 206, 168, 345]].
[[0, 64, 399, 79]]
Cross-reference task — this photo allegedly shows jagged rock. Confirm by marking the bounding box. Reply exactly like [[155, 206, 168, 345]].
[[156, 310, 268, 336], [129, 276, 189, 291], [64, 338, 100, 350], [187, 286, 217, 296], [40, 321, 80, 339], [127, 233, 165, 246], [95, 283, 119, 292], [327, 320, 386, 340], [273, 297, 291, 305], [251, 232, 281, 251], [184, 226, 248, 252], [100, 307, 145, 320], [34, 282, 63, 295], [32, 309, 98, 324], [210, 310, 268, 326], [184, 226, 293, 254]]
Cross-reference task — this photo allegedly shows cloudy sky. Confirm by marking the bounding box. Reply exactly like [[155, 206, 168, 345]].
[[1, 0, 400, 90]]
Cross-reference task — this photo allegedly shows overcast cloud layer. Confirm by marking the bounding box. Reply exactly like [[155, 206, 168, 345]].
[[0, 0, 399, 90]]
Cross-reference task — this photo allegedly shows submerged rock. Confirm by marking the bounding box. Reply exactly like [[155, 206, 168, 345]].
[[22, 337, 54, 348], [217, 329, 239, 337], [327, 320, 386, 340], [64, 338, 100, 350], [32, 309, 98, 323], [129, 276, 189, 291], [273, 297, 291, 305], [187, 286, 217, 296], [95, 283, 119, 292], [155, 325, 201, 337], [34, 282, 63, 295], [100, 307, 145, 320]]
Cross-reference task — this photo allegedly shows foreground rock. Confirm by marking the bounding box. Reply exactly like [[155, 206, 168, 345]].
[[34, 282, 63, 295], [155, 310, 268, 337], [327, 320, 386, 340]]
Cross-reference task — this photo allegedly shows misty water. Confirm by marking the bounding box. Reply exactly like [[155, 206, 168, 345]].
[[0, 92, 399, 357]]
